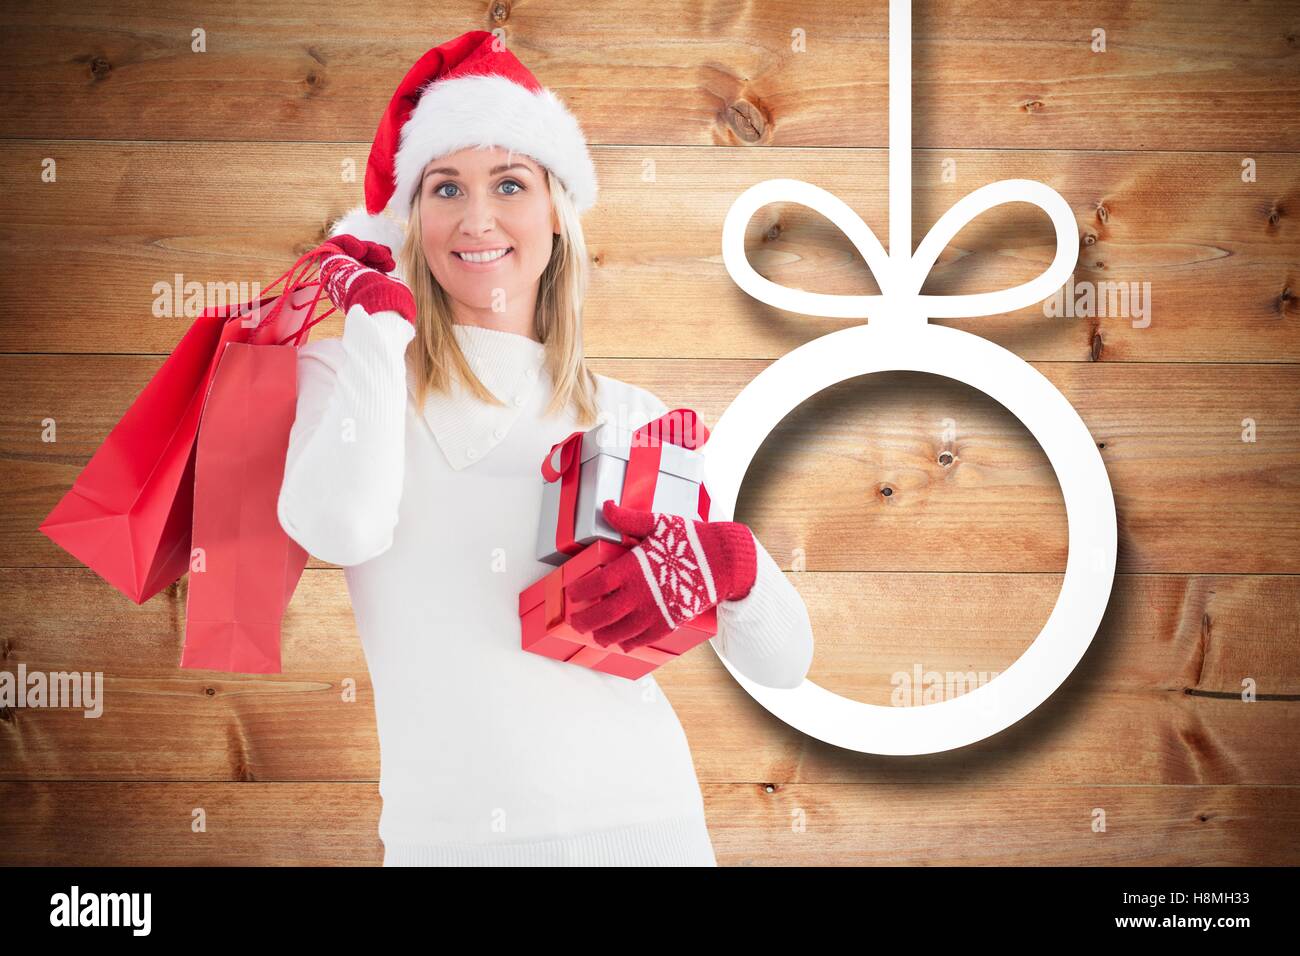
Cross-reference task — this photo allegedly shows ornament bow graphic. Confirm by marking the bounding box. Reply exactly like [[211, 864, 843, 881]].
[[702, 0, 1116, 757], [721, 0, 1078, 327], [722, 176, 1079, 327]]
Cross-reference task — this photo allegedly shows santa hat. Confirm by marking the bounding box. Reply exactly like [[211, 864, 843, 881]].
[[330, 31, 598, 257]]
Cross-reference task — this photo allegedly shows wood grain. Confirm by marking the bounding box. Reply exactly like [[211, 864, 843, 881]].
[[1, 781, 1295, 866], [0, 1, 1295, 150], [2, 568, 1297, 787], [1, 0, 1296, 866], [6, 357, 1297, 573], [1, 145, 1295, 360]]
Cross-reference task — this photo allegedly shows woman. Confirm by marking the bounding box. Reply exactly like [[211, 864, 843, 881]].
[[278, 31, 814, 866]]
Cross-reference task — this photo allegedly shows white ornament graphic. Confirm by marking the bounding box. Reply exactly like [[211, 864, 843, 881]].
[[702, 0, 1118, 755]]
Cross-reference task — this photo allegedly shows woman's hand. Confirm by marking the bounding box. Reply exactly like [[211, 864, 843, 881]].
[[567, 498, 758, 652], [314, 233, 417, 325]]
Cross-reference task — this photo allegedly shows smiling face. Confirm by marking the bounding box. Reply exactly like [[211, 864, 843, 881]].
[[415, 146, 560, 315]]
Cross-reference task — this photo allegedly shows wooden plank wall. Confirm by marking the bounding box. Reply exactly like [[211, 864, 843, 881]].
[[2, 0, 1298, 866]]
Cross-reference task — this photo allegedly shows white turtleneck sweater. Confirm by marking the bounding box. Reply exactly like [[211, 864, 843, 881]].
[[276, 304, 814, 866]]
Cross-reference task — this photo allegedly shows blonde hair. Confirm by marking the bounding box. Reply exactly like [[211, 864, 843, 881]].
[[398, 165, 600, 427]]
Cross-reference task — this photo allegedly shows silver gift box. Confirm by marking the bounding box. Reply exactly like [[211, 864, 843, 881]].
[[536, 420, 706, 566]]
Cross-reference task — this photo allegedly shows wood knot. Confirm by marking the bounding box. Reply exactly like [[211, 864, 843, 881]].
[[1278, 285, 1294, 315], [304, 70, 325, 91], [1267, 204, 1283, 227], [205, 686, 217, 697], [1095, 202, 1110, 224], [762, 783, 778, 793], [938, 451, 954, 466], [591, 251, 604, 267], [1097, 441, 1106, 449], [1082, 231, 1097, 246], [726, 98, 770, 144], [1020, 99, 1046, 113], [490, 0, 511, 22], [879, 484, 895, 499], [763, 221, 782, 242], [1090, 330, 1104, 362], [89, 56, 112, 81]]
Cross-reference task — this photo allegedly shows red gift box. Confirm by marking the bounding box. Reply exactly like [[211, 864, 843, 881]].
[[519, 539, 717, 680]]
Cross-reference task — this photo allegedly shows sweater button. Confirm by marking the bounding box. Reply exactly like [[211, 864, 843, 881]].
[[466, 447, 479, 460], [525, 367, 538, 381], [513, 394, 525, 407]]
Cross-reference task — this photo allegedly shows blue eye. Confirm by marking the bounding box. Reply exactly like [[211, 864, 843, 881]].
[[498, 179, 523, 195], [434, 182, 460, 198]]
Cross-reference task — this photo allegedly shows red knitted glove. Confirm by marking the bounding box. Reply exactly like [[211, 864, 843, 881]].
[[567, 498, 758, 652], [315, 233, 416, 325]]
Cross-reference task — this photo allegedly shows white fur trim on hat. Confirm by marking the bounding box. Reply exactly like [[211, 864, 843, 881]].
[[330, 203, 407, 250], [390, 73, 598, 217]]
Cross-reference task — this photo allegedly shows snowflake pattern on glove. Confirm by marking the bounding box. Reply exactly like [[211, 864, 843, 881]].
[[312, 234, 414, 324], [632, 512, 717, 630], [319, 254, 371, 309]]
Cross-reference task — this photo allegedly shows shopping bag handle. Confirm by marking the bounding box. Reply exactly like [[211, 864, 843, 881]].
[[244, 245, 341, 347]]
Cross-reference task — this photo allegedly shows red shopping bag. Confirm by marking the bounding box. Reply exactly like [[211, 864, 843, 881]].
[[180, 342, 307, 673], [39, 250, 335, 604]]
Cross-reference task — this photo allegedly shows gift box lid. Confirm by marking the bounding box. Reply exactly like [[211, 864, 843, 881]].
[[570, 419, 705, 483]]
